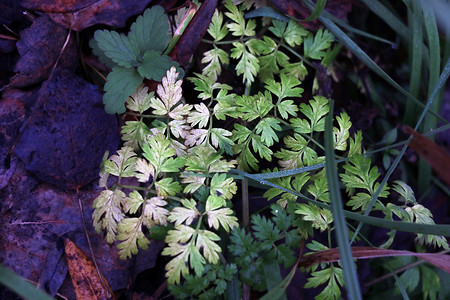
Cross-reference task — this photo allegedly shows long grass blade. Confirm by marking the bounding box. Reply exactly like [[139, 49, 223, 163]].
[[0, 265, 54, 300], [301, 0, 446, 123], [403, 0, 423, 125], [324, 100, 362, 300], [360, 0, 411, 44], [350, 57, 450, 243], [419, 2, 442, 192]]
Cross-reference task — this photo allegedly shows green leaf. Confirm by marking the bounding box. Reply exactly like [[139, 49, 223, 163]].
[[232, 140, 259, 170], [291, 96, 329, 133], [210, 128, 235, 155], [128, 6, 169, 54], [420, 265, 440, 300], [185, 146, 236, 173], [295, 203, 332, 232], [269, 19, 309, 47], [252, 36, 289, 81], [104, 146, 136, 178], [232, 123, 252, 144], [304, 265, 344, 300], [207, 10, 229, 42], [308, 176, 330, 203], [398, 267, 420, 293], [104, 67, 143, 114], [277, 100, 298, 119], [89, 38, 116, 68], [94, 30, 139, 68], [265, 72, 303, 102], [126, 190, 144, 214], [135, 158, 155, 183], [121, 120, 150, 151], [142, 196, 169, 227], [340, 154, 385, 195], [202, 46, 230, 80], [142, 134, 184, 174], [392, 180, 416, 204], [163, 225, 196, 284], [196, 229, 222, 264], [252, 214, 280, 247], [189, 73, 232, 100], [405, 204, 450, 249], [225, 0, 256, 37], [92, 189, 126, 243], [210, 173, 238, 200], [251, 134, 273, 161], [235, 92, 274, 121], [254, 117, 282, 147], [304, 29, 334, 60], [348, 131, 363, 157], [155, 177, 183, 198], [188, 103, 210, 128], [334, 112, 351, 151], [168, 199, 200, 226], [281, 62, 308, 80], [274, 133, 319, 168], [231, 41, 260, 86], [126, 84, 153, 114], [116, 218, 150, 259], [137, 51, 179, 81]]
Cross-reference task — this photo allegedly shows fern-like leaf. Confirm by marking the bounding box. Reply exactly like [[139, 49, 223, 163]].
[[116, 218, 150, 259]]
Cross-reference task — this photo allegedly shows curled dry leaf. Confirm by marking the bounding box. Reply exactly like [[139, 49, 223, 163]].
[[64, 238, 114, 300]]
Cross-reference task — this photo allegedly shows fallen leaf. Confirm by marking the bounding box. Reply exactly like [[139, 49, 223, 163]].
[[300, 246, 450, 273], [64, 238, 113, 300], [0, 179, 164, 296], [404, 125, 450, 186], [13, 67, 120, 190], [19, 0, 153, 31], [10, 14, 78, 87]]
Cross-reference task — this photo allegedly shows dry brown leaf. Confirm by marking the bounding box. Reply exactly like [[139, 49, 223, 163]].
[[404, 125, 450, 186], [300, 246, 450, 273], [64, 238, 114, 300]]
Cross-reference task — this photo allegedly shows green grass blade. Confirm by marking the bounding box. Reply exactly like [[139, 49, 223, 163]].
[[403, 0, 423, 125], [360, 0, 411, 44], [350, 57, 450, 243], [302, 0, 326, 21], [324, 100, 362, 300], [418, 2, 442, 193], [245, 0, 326, 22], [0, 265, 54, 300], [301, 0, 446, 123], [386, 264, 410, 300], [229, 168, 450, 236]]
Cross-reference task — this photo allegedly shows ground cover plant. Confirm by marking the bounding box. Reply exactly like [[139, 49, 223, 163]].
[[2, 0, 450, 299], [90, 1, 450, 299]]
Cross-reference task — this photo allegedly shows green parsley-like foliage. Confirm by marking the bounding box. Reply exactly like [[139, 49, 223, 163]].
[[228, 205, 302, 291], [92, 2, 448, 299], [91, 6, 180, 114]]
